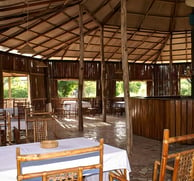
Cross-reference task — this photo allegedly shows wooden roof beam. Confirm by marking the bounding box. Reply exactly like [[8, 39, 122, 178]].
[[45, 26, 99, 59], [32, 19, 94, 57]]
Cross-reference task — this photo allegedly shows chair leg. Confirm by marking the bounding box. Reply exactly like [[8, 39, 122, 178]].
[[153, 160, 160, 181]]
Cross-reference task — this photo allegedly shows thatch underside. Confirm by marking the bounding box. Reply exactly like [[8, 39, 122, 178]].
[[0, 0, 193, 63]]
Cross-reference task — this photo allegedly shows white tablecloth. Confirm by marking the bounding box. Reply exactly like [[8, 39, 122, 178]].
[[0, 108, 18, 116], [63, 100, 91, 110], [0, 137, 130, 181], [113, 101, 125, 108]]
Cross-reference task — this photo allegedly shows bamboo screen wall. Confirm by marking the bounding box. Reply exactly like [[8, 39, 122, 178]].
[[51, 61, 101, 79], [0, 52, 46, 109]]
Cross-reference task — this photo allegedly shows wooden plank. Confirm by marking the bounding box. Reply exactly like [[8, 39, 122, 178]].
[[187, 100, 193, 134], [181, 99, 187, 135], [169, 100, 176, 136], [175, 100, 181, 136]]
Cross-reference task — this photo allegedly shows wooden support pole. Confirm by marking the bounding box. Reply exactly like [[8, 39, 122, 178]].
[[100, 25, 106, 122], [45, 66, 52, 112], [8, 77, 11, 101], [121, 0, 133, 155], [169, 33, 173, 95], [78, 4, 84, 131], [0, 57, 3, 108], [191, 9, 194, 99]]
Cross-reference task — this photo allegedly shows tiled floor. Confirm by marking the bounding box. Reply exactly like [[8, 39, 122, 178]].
[[48, 114, 162, 181]]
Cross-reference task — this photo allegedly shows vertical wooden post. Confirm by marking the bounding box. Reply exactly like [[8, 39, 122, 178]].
[[7, 112, 11, 144], [0, 56, 3, 108], [45, 65, 52, 112], [100, 25, 106, 122], [78, 4, 84, 131], [169, 33, 173, 95], [8, 77, 11, 101], [191, 10, 194, 99], [121, 0, 133, 155]]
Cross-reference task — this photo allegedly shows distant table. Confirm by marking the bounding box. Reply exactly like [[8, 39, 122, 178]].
[[112, 101, 125, 116], [63, 100, 92, 117], [0, 108, 18, 116], [113, 101, 125, 108], [0, 137, 131, 181], [63, 100, 91, 109]]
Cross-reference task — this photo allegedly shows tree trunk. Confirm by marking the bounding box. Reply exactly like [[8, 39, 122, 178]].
[[100, 25, 106, 122], [78, 4, 84, 131], [121, 0, 133, 156]]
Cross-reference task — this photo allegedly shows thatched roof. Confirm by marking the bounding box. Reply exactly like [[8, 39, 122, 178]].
[[0, 0, 193, 63]]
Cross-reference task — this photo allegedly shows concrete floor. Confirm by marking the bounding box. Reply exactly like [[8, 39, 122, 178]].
[[48, 114, 162, 181]]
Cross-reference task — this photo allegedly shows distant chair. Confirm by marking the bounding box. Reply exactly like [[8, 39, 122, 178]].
[[12, 99, 29, 118], [25, 112, 50, 142], [16, 138, 104, 181], [152, 129, 194, 181], [12, 99, 29, 143], [13, 105, 34, 144], [64, 103, 77, 118]]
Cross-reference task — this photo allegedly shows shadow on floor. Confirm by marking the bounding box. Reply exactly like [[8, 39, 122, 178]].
[[49, 114, 162, 181]]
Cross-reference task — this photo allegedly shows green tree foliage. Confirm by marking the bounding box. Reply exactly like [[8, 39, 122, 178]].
[[116, 81, 124, 97], [3, 77, 28, 98], [116, 81, 146, 97], [3, 77, 9, 98], [83, 81, 96, 97], [57, 80, 96, 98], [129, 82, 141, 93], [58, 80, 78, 98], [180, 78, 191, 96]]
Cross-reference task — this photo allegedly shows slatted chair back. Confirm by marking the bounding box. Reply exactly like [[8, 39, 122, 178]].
[[153, 129, 194, 181], [16, 138, 104, 181], [25, 112, 51, 142], [13, 99, 29, 118]]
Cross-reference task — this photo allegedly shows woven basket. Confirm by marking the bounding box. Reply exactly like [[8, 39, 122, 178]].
[[40, 140, 58, 149]]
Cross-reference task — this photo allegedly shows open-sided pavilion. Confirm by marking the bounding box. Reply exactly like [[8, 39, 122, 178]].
[[1, 0, 194, 153]]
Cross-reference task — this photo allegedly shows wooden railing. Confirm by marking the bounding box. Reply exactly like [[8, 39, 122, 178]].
[[129, 97, 194, 140]]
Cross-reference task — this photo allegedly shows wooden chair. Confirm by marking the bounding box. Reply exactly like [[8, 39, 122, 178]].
[[64, 103, 77, 118], [25, 112, 51, 142], [152, 129, 194, 181], [109, 169, 128, 181], [16, 138, 104, 181]]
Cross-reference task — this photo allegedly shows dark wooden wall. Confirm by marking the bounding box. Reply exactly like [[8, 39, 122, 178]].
[[0, 52, 47, 110], [0, 52, 193, 140]]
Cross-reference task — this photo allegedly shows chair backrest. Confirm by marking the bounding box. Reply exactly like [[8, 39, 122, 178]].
[[16, 138, 104, 181], [13, 99, 29, 117], [153, 129, 194, 181], [25, 112, 51, 142]]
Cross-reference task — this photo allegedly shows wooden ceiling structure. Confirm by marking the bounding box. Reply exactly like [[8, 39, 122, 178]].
[[0, 0, 193, 64]]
